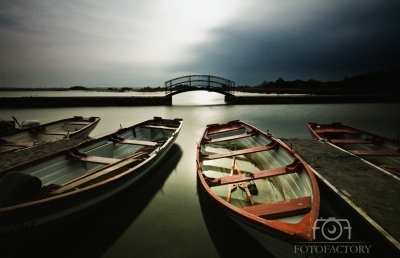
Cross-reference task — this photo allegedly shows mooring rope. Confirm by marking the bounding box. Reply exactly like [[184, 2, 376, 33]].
[[308, 152, 360, 164]]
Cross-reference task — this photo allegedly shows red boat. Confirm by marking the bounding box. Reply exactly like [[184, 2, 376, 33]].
[[196, 120, 320, 258], [307, 122, 400, 177]]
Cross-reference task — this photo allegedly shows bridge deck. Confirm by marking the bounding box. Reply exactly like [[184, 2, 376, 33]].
[[165, 75, 235, 96]]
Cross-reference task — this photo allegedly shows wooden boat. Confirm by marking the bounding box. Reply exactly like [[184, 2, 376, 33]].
[[196, 120, 320, 258], [0, 116, 101, 154], [0, 120, 16, 134], [307, 122, 400, 177], [0, 116, 183, 256]]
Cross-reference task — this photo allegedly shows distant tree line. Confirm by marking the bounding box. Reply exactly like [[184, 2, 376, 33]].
[[238, 69, 399, 94], [69, 86, 134, 91], [6, 69, 396, 95], [137, 86, 163, 92], [69, 86, 87, 90]]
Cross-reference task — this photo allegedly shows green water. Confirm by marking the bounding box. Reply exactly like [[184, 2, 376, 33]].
[[1, 91, 399, 258]]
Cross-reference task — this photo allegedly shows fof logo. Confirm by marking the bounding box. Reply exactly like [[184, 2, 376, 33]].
[[294, 217, 372, 255], [313, 217, 352, 241]]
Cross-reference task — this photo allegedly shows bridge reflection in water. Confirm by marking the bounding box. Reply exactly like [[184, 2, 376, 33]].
[[164, 75, 235, 97]]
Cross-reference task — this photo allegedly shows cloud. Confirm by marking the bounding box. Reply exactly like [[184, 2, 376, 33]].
[[1, 1, 399, 88], [170, 1, 400, 85]]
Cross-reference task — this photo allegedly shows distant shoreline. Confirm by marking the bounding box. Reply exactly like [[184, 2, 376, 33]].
[[0, 94, 398, 108], [1, 69, 398, 95]]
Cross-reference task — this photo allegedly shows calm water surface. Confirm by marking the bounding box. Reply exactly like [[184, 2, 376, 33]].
[[1, 91, 399, 258]]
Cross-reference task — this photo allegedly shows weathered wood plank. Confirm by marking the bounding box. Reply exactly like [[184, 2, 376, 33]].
[[241, 196, 311, 219]]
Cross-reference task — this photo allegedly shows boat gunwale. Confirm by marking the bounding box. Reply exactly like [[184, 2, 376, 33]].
[[196, 120, 320, 242], [0, 117, 101, 154], [307, 122, 400, 146], [0, 116, 100, 138], [307, 122, 400, 176], [0, 117, 183, 212]]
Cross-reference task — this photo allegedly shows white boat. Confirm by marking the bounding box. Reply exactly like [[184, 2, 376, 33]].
[[0, 116, 183, 257], [196, 120, 320, 258], [0, 116, 101, 154]]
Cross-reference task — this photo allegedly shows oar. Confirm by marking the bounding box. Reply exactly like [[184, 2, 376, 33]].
[[12, 116, 21, 128], [235, 161, 255, 205], [226, 156, 237, 203]]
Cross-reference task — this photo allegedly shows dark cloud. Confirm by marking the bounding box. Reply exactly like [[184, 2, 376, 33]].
[[1, 1, 400, 88], [171, 1, 400, 85]]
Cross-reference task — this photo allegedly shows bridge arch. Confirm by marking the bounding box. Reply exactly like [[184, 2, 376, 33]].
[[165, 75, 235, 97]]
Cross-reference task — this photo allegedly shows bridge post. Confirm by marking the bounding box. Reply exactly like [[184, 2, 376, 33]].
[[225, 95, 236, 104]]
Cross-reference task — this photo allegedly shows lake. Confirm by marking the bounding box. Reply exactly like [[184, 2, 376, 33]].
[[1, 91, 399, 258]]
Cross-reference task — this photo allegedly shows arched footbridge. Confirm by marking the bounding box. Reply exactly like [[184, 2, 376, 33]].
[[165, 75, 235, 97]]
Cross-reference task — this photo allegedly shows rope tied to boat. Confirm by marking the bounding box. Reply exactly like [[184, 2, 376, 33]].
[[308, 152, 360, 164]]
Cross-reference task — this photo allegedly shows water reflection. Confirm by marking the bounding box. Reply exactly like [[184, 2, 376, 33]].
[[172, 91, 226, 106], [2, 92, 399, 258]]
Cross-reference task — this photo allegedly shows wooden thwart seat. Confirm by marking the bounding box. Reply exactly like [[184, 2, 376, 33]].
[[202, 140, 278, 160], [330, 139, 375, 144], [69, 155, 120, 165], [313, 128, 360, 134], [241, 196, 311, 219], [379, 165, 400, 176], [206, 125, 245, 136], [349, 149, 400, 156], [118, 139, 158, 147], [38, 131, 69, 135], [203, 129, 258, 144], [379, 165, 400, 171], [51, 155, 145, 195], [204, 159, 303, 187], [108, 134, 159, 146], [66, 148, 120, 164], [140, 124, 177, 130], [75, 156, 120, 164], [64, 121, 91, 125]]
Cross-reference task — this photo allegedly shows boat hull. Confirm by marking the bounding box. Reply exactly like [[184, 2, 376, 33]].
[[0, 117, 182, 257], [0, 116, 100, 154], [307, 122, 400, 177], [226, 211, 310, 258], [196, 120, 320, 258]]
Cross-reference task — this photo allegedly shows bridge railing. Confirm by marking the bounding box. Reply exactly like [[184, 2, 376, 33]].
[[164, 75, 235, 95]]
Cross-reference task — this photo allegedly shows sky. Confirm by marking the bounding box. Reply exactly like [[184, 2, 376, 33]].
[[1, 0, 399, 88]]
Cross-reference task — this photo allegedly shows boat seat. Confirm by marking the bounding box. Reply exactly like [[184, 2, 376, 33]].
[[116, 139, 158, 147], [108, 134, 160, 146], [241, 196, 311, 219], [203, 159, 304, 187], [203, 129, 258, 144], [313, 128, 360, 134], [379, 165, 400, 176], [39, 131, 69, 135], [64, 121, 92, 125], [207, 126, 245, 136], [50, 154, 146, 195], [66, 148, 120, 164], [75, 156, 120, 164], [348, 149, 400, 156], [201, 140, 278, 160], [330, 139, 374, 144], [140, 124, 177, 130], [330, 137, 384, 145]]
